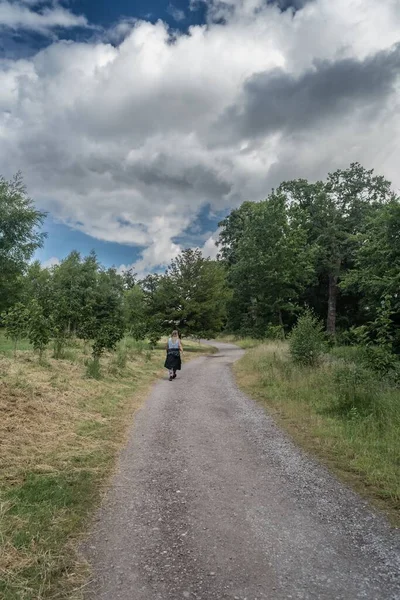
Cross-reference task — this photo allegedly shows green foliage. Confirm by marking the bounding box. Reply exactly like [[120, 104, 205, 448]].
[[142, 248, 230, 340], [265, 324, 285, 340], [124, 285, 147, 340], [27, 300, 51, 360], [148, 329, 161, 349], [289, 310, 325, 366], [0, 173, 46, 314], [1, 302, 29, 356], [225, 194, 316, 334]]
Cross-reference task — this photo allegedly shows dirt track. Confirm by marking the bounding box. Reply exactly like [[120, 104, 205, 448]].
[[83, 342, 400, 600]]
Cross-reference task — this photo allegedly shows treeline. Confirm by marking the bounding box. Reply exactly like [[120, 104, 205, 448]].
[[0, 173, 229, 369], [218, 162, 400, 360], [1, 162, 399, 372]]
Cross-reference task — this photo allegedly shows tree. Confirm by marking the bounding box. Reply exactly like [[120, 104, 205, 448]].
[[2, 302, 29, 356], [21, 261, 53, 317], [27, 299, 51, 361], [51, 250, 100, 339], [279, 163, 393, 335], [124, 285, 148, 340], [226, 193, 315, 335], [217, 202, 257, 266], [86, 269, 125, 360], [0, 173, 46, 313], [341, 199, 400, 352], [150, 249, 230, 339]]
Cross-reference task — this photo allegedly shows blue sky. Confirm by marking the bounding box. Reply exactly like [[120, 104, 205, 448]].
[[35, 204, 227, 270], [1, 0, 399, 274]]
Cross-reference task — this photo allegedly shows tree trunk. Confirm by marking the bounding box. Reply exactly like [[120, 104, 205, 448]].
[[327, 273, 338, 335]]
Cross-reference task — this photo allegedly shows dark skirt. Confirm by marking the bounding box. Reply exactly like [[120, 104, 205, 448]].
[[164, 350, 181, 371]]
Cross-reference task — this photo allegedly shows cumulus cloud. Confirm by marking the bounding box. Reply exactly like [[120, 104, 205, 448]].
[[0, 0, 400, 274], [0, 0, 88, 33]]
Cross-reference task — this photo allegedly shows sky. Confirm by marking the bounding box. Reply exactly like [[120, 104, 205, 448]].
[[1, 0, 400, 275]]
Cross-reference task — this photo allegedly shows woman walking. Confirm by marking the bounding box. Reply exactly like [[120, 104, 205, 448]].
[[164, 330, 183, 381]]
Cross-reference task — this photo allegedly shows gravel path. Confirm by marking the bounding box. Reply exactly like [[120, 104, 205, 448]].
[[83, 342, 400, 600]]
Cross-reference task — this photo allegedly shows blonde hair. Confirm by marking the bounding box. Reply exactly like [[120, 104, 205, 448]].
[[171, 330, 179, 338]]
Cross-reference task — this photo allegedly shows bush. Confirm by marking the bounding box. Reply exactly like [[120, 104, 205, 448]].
[[289, 309, 325, 367], [86, 357, 101, 379], [363, 344, 400, 376]]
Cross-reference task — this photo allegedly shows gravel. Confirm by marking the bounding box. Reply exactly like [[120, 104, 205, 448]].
[[82, 342, 400, 600]]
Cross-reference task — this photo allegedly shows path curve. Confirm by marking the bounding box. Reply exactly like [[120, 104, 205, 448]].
[[83, 341, 400, 600]]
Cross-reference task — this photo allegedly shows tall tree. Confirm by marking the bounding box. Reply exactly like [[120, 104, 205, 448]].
[[279, 163, 393, 335], [228, 193, 315, 334], [0, 173, 46, 312], [217, 202, 257, 266], [341, 198, 400, 351], [153, 249, 230, 338]]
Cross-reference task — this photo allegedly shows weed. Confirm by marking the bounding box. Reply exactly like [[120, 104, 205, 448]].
[[85, 357, 101, 379]]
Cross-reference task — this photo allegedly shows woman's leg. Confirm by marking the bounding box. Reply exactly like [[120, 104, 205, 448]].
[[173, 369, 177, 378], [169, 369, 173, 380]]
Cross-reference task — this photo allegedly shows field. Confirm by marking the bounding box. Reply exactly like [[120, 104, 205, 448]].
[[233, 341, 400, 526], [0, 332, 213, 599]]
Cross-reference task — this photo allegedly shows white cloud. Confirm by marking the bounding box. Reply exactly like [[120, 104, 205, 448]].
[[42, 256, 60, 268], [201, 230, 220, 260], [0, 0, 88, 33], [1, 0, 400, 275]]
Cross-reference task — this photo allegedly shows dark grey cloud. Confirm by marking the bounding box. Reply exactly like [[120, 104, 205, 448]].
[[216, 43, 400, 142], [270, 0, 314, 10], [132, 154, 232, 197]]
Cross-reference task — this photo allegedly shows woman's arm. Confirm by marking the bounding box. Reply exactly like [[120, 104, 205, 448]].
[[179, 340, 183, 353]]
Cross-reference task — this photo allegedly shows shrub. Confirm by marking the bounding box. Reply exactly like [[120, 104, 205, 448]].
[[363, 344, 399, 376], [289, 309, 325, 367], [86, 357, 101, 379]]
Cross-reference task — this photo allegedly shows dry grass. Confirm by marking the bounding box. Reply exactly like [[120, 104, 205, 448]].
[[0, 336, 213, 599]]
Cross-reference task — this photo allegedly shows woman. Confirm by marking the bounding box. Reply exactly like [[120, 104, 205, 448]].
[[164, 330, 183, 381]]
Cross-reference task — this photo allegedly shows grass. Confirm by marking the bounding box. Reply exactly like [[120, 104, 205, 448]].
[[234, 341, 400, 526], [216, 334, 261, 349], [0, 333, 214, 599], [0, 331, 32, 355]]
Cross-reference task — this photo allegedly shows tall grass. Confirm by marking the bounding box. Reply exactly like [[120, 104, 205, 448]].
[[235, 342, 400, 522]]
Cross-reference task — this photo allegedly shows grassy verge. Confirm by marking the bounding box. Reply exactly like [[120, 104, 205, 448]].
[[234, 341, 400, 526], [216, 334, 261, 349], [0, 333, 213, 599]]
